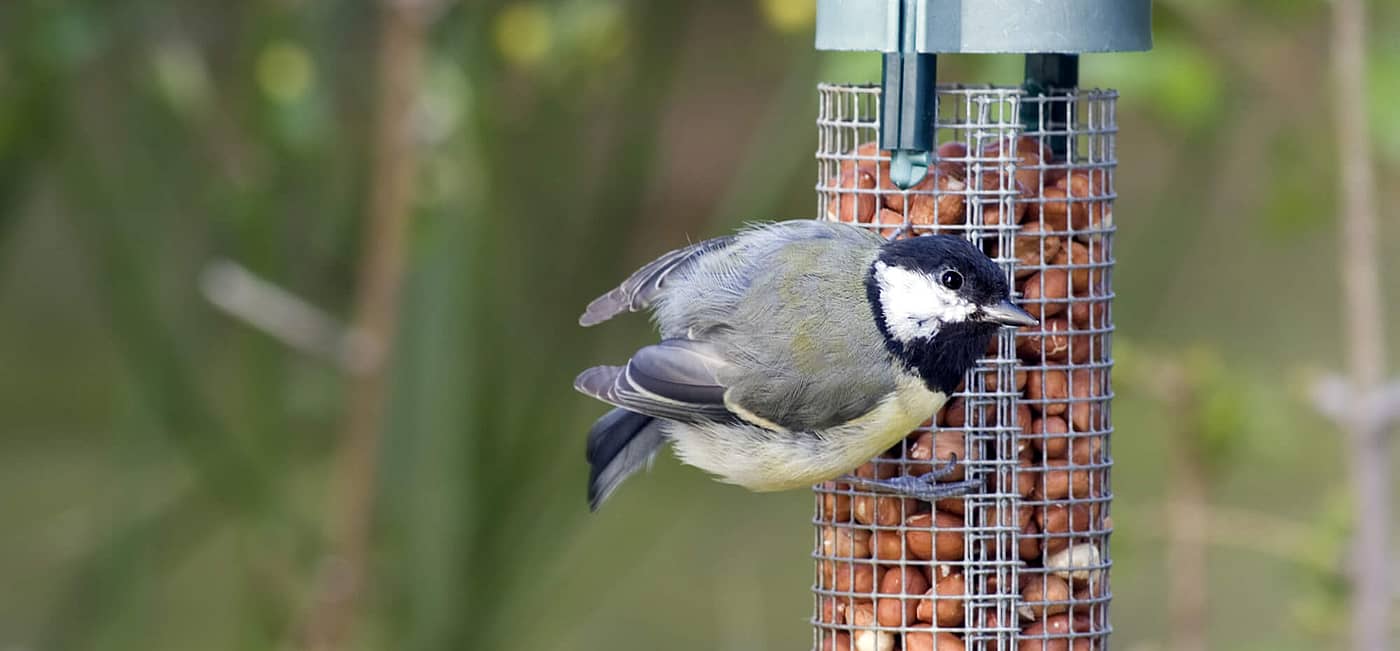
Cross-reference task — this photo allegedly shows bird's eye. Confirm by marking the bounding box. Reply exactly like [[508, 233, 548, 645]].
[[940, 269, 963, 290]]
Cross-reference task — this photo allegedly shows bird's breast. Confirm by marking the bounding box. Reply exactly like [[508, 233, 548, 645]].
[[838, 373, 947, 461], [668, 373, 947, 492]]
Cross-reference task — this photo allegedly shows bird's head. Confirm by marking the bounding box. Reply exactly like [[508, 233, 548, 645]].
[[865, 234, 1037, 394]]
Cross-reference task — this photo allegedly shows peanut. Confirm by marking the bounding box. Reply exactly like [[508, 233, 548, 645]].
[[930, 572, 967, 626], [1035, 459, 1092, 500], [1053, 240, 1103, 294], [904, 512, 966, 561], [932, 430, 968, 480], [856, 459, 902, 480], [1016, 402, 1035, 430], [981, 201, 1023, 227], [984, 135, 1054, 196], [857, 142, 895, 197], [910, 429, 979, 484], [1058, 169, 1110, 232], [818, 595, 859, 624], [1045, 543, 1103, 583], [1026, 370, 1069, 416], [906, 630, 966, 651], [1022, 269, 1070, 320], [1017, 318, 1096, 363], [1007, 220, 1063, 278], [1036, 503, 1100, 535], [987, 502, 1034, 530], [935, 495, 966, 516], [822, 526, 873, 559], [1015, 138, 1055, 195], [846, 603, 893, 651], [1018, 614, 1092, 651], [829, 164, 878, 223], [976, 178, 1031, 225], [1034, 187, 1071, 231], [1016, 447, 1039, 497], [819, 631, 854, 651], [935, 141, 970, 179], [1020, 574, 1071, 620], [1068, 298, 1106, 329], [1068, 369, 1104, 432], [820, 481, 853, 522], [1031, 416, 1069, 459], [873, 207, 906, 239], [1020, 518, 1042, 561], [845, 600, 875, 625], [1037, 504, 1099, 556], [957, 368, 1028, 394], [854, 630, 895, 651], [876, 566, 929, 626], [906, 431, 936, 476], [871, 528, 908, 561], [907, 172, 968, 228], [853, 494, 908, 527], [822, 560, 878, 593]]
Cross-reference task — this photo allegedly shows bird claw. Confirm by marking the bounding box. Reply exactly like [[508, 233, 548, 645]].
[[836, 454, 981, 502], [923, 453, 962, 482]]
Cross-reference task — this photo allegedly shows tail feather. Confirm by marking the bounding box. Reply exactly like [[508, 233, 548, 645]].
[[586, 408, 666, 510]]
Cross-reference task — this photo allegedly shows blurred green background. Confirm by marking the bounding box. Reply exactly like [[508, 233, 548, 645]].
[[2, 0, 1398, 650]]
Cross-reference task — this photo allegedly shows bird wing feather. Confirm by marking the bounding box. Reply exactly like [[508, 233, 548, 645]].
[[578, 235, 738, 327], [573, 339, 736, 424], [710, 235, 901, 432], [579, 221, 901, 433]]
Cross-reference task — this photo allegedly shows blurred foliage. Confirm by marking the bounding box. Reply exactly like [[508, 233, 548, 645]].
[[1290, 493, 1355, 639], [1085, 33, 1225, 131], [1, 1, 1398, 650]]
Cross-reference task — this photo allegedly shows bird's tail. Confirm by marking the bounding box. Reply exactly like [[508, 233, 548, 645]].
[[586, 407, 666, 511]]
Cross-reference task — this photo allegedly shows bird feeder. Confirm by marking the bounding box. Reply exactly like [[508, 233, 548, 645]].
[[811, 2, 1149, 650]]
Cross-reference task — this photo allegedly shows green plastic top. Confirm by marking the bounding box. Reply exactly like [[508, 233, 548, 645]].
[[815, 0, 1152, 54]]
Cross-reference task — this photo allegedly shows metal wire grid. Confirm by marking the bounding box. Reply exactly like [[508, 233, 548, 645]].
[[1015, 89, 1115, 651], [811, 84, 1116, 651]]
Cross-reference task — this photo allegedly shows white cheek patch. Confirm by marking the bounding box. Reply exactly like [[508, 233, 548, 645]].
[[874, 261, 977, 341]]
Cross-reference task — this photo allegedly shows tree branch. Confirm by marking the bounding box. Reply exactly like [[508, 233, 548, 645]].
[[300, 1, 438, 648], [1328, 0, 1392, 649]]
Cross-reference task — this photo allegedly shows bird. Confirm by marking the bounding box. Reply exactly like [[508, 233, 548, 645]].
[[574, 220, 1037, 510]]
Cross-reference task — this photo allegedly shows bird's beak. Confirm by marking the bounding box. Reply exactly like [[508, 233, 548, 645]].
[[981, 300, 1039, 327]]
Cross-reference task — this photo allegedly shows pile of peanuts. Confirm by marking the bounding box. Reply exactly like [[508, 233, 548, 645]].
[[815, 135, 1113, 651]]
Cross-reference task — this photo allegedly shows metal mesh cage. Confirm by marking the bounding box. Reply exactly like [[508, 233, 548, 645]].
[[812, 84, 1116, 651]]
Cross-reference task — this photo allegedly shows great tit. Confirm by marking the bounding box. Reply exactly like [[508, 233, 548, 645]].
[[575, 220, 1037, 510]]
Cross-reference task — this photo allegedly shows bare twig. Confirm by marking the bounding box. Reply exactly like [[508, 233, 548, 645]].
[[200, 260, 371, 373], [1156, 363, 1209, 651], [1328, 0, 1392, 648], [300, 1, 438, 649]]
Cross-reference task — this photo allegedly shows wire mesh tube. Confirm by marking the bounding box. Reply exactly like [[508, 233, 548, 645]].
[[812, 84, 1116, 651]]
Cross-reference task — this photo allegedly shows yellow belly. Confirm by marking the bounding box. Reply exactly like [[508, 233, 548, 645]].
[[671, 374, 947, 492]]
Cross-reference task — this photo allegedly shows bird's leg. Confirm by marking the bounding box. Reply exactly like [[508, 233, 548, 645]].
[[836, 455, 983, 502]]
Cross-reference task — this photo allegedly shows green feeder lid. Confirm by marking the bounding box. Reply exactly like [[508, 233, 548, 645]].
[[816, 0, 1152, 54]]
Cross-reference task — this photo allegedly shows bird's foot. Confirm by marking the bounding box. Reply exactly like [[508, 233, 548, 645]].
[[836, 455, 982, 502]]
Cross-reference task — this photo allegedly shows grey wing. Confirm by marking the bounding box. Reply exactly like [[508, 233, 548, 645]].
[[719, 337, 899, 433], [649, 220, 885, 339], [574, 339, 736, 424], [578, 220, 892, 431], [579, 235, 738, 327], [713, 234, 899, 432]]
